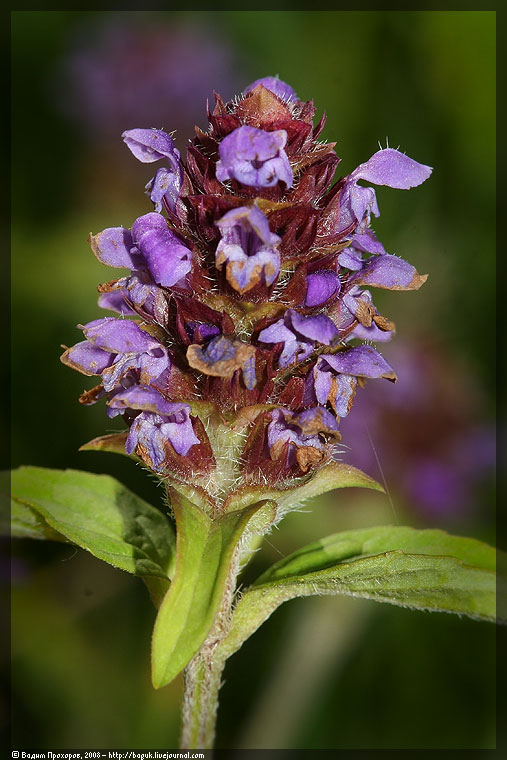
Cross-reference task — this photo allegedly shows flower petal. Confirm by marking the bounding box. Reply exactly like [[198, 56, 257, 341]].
[[131, 212, 192, 287], [352, 253, 427, 290], [322, 346, 397, 381], [122, 128, 180, 166], [352, 148, 433, 189], [89, 227, 143, 269], [60, 341, 114, 376], [82, 317, 160, 354]]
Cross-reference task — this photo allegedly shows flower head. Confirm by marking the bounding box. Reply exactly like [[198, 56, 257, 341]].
[[62, 75, 431, 498]]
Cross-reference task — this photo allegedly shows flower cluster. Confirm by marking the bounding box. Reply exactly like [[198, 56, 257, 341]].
[[62, 76, 431, 499]]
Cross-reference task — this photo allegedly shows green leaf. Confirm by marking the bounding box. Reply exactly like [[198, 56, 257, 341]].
[[8, 466, 175, 579], [223, 461, 383, 513], [9, 496, 68, 542], [220, 526, 499, 659], [151, 493, 274, 688]]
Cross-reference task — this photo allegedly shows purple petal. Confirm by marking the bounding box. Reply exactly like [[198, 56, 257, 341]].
[[348, 322, 394, 343], [60, 341, 114, 375], [257, 320, 295, 346], [305, 271, 341, 307], [267, 409, 322, 452], [109, 385, 185, 416], [289, 311, 339, 345], [314, 366, 333, 406], [243, 76, 297, 100], [98, 291, 136, 315], [131, 212, 192, 287], [349, 230, 386, 255], [122, 128, 181, 167], [321, 346, 397, 381], [160, 414, 200, 456], [352, 148, 433, 189], [89, 227, 143, 269], [337, 248, 364, 271], [216, 205, 281, 248], [352, 253, 427, 290], [82, 317, 160, 354], [350, 184, 379, 222], [216, 205, 281, 292]]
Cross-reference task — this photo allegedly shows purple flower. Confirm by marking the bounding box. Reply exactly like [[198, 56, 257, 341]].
[[216, 126, 293, 188], [243, 76, 297, 101], [100, 271, 163, 317], [186, 335, 257, 390], [90, 218, 192, 293], [108, 386, 199, 466], [61, 317, 171, 392], [337, 148, 432, 234], [267, 406, 340, 470], [123, 129, 183, 214], [215, 206, 281, 293], [306, 345, 396, 417], [258, 309, 339, 368]]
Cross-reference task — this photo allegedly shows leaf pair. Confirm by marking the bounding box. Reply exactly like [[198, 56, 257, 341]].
[[7, 466, 503, 694]]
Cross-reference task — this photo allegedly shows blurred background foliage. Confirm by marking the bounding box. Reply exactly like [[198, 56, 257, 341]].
[[10, 10, 496, 750]]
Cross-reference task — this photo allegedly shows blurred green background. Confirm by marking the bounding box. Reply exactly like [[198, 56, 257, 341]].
[[10, 10, 496, 750]]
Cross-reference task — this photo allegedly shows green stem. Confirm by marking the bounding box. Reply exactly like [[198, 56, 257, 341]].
[[180, 648, 226, 749]]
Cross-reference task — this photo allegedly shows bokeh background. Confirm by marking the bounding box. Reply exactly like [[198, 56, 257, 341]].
[[10, 10, 496, 750]]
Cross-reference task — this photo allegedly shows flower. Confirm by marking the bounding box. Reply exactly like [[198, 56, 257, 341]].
[[62, 75, 432, 490], [215, 205, 281, 293], [61, 317, 171, 392], [335, 148, 432, 234], [216, 126, 293, 188], [258, 310, 339, 368]]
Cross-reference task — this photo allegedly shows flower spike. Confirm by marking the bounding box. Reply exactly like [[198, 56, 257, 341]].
[[62, 76, 431, 495]]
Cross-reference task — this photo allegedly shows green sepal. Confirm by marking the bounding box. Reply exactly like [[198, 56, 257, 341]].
[[220, 526, 499, 659], [8, 466, 175, 580], [151, 493, 274, 689]]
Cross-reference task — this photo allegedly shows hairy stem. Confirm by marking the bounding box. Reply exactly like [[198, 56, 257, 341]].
[[180, 648, 226, 749]]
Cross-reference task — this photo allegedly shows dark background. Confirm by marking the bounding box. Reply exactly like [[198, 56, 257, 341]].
[[10, 11, 496, 750]]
